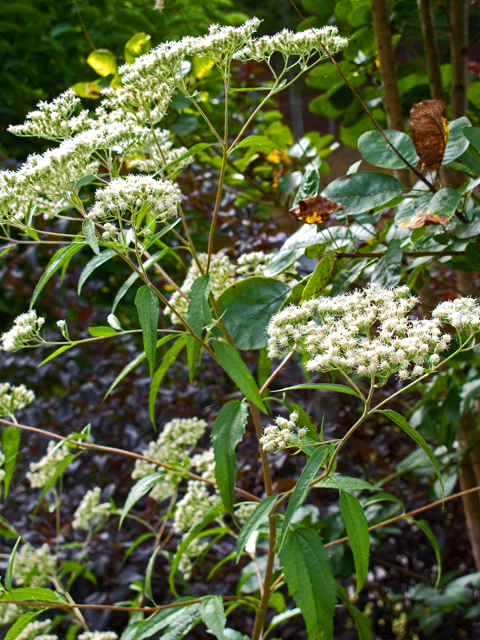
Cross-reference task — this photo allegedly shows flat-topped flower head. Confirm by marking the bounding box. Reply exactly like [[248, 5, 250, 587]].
[[267, 283, 455, 385], [433, 297, 480, 333], [185, 18, 261, 66], [1, 311, 45, 352], [0, 383, 35, 417], [73, 487, 111, 531]]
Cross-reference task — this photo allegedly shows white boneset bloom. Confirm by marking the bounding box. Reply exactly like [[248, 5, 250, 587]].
[[132, 417, 207, 502], [1, 311, 45, 352], [101, 222, 119, 242], [0, 602, 24, 625], [125, 130, 191, 174], [15, 620, 57, 640], [0, 383, 35, 417], [101, 81, 173, 127], [173, 480, 217, 533], [177, 536, 208, 580], [259, 412, 299, 452], [13, 544, 56, 588], [267, 283, 454, 385], [26, 440, 70, 489], [190, 448, 216, 483], [433, 297, 480, 333], [234, 502, 257, 524], [72, 487, 111, 530], [78, 633, 118, 640]]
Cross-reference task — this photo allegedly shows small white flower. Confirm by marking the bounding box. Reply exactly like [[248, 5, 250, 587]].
[[13, 544, 56, 588], [1, 310, 44, 352], [0, 383, 35, 417], [73, 488, 111, 531], [26, 440, 70, 489]]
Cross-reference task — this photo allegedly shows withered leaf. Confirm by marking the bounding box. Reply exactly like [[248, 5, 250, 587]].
[[410, 99, 449, 170], [397, 211, 450, 229], [289, 194, 346, 224]]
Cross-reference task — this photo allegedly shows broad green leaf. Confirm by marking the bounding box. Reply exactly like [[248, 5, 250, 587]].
[[317, 474, 378, 492], [186, 275, 211, 381], [171, 114, 199, 135], [5, 537, 20, 591], [236, 496, 276, 561], [280, 526, 336, 640], [200, 596, 225, 640], [82, 219, 100, 255], [104, 335, 174, 398], [336, 583, 372, 640], [87, 49, 117, 76], [30, 243, 86, 308], [235, 135, 281, 151], [213, 341, 266, 413], [4, 611, 42, 640], [130, 607, 180, 640], [466, 242, 480, 269], [394, 193, 432, 228], [462, 126, 480, 155], [120, 473, 163, 528], [124, 32, 151, 64], [340, 490, 370, 595], [1, 587, 61, 602], [378, 409, 444, 497], [279, 446, 329, 551], [358, 130, 418, 170], [217, 277, 290, 350], [264, 224, 320, 277], [112, 250, 163, 312], [302, 256, 335, 301], [396, 188, 460, 229], [211, 400, 249, 513], [88, 326, 118, 337], [322, 173, 404, 215], [135, 286, 160, 377], [77, 249, 115, 294], [273, 383, 360, 397], [304, 243, 326, 259], [414, 519, 442, 587], [149, 336, 186, 426], [294, 165, 320, 205], [160, 604, 202, 640], [2, 426, 21, 497], [442, 117, 470, 165], [372, 239, 402, 288]]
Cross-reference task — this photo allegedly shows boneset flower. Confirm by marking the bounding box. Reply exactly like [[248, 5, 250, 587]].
[[26, 440, 70, 489], [73, 487, 111, 530], [13, 543, 56, 588], [0, 383, 35, 417], [433, 297, 480, 333], [259, 412, 300, 452], [15, 620, 57, 640], [78, 633, 118, 640], [1, 311, 45, 352]]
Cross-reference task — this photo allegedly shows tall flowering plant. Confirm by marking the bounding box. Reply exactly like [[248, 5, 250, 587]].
[[1, 15, 480, 640]]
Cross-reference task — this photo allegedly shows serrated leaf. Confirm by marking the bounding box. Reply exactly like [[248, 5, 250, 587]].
[[4, 611, 42, 640], [130, 606, 187, 640], [135, 286, 160, 377], [236, 496, 276, 561], [280, 526, 336, 640], [161, 604, 202, 640], [1, 587, 61, 602], [378, 409, 444, 498], [273, 383, 360, 397], [340, 490, 370, 595], [82, 219, 100, 255], [149, 336, 186, 427], [186, 275, 211, 381], [358, 130, 418, 170], [200, 596, 225, 640], [77, 249, 115, 294], [279, 446, 330, 551], [322, 173, 404, 215], [31, 243, 86, 308], [302, 256, 335, 300], [120, 473, 163, 528], [2, 426, 21, 497], [213, 341, 266, 413], [317, 474, 378, 491], [336, 582, 372, 640], [88, 326, 118, 337], [211, 400, 249, 513]]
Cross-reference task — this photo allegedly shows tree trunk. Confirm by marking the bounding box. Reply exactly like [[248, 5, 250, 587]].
[[418, 0, 444, 100], [451, 0, 469, 120], [371, 0, 410, 184]]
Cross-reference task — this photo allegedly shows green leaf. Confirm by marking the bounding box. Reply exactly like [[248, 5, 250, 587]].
[[88, 326, 118, 337], [235, 135, 281, 151], [273, 383, 360, 397], [145, 220, 181, 249], [171, 114, 199, 136], [124, 32, 151, 64], [378, 409, 444, 497], [358, 130, 418, 170], [60, 560, 97, 588], [158, 143, 216, 175], [4, 611, 42, 640], [304, 243, 326, 259], [2, 587, 61, 602], [339, 490, 370, 595], [414, 519, 442, 587], [442, 117, 471, 165], [104, 335, 174, 398], [302, 256, 335, 301], [5, 537, 20, 591], [112, 250, 163, 312], [264, 224, 320, 277], [266, 608, 302, 635], [279, 446, 330, 551], [363, 492, 405, 513], [394, 193, 432, 228], [236, 496, 276, 561], [466, 242, 480, 269], [160, 604, 202, 640], [372, 239, 402, 288], [30, 243, 86, 308], [213, 341, 267, 413], [82, 219, 100, 255], [87, 49, 117, 76], [2, 426, 21, 497], [130, 607, 181, 640], [186, 275, 211, 381], [135, 286, 160, 377], [317, 474, 378, 491], [149, 336, 186, 426], [200, 596, 225, 640], [120, 473, 163, 528], [211, 400, 249, 513], [294, 166, 320, 205], [336, 582, 372, 640], [280, 526, 336, 640], [322, 172, 404, 215], [217, 277, 290, 350], [77, 249, 115, 294]]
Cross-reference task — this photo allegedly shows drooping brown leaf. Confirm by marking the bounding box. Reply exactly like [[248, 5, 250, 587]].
[[397, 211, 450, 229], [289, 194, 346, 224], [410, 99, 449, 170]]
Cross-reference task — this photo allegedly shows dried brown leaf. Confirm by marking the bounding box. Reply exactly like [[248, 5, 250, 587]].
[[410, 99, 449, 170], [289, 194, 346, 224]]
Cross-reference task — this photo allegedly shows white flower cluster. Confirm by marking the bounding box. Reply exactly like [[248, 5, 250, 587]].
[[1, 311, 45, 352], [8, 89, 82, 140], [433, 297, 480, 333], [259, 412, 307, 452], [125, 130, 191, 174], [73, 487, 111, 530], [15, 620, 56, 640], [102, 81, 173, 126], [234, 502, 257, 524], [173, 478, 217, 532], [0, 177, 66, 224], [177, 536, 208, 580], [0, 602, 23, 626], [13, 543, 56, 588], [78, 633, 118, 640], [132, 417, 207, 502], [88, 175, 181, 227], [0, 383, 35, 417], [234, 26, 348, 68], [102, 222, 119, 242], [268, 283, 452, 385], [26, 440, 70, 489]]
